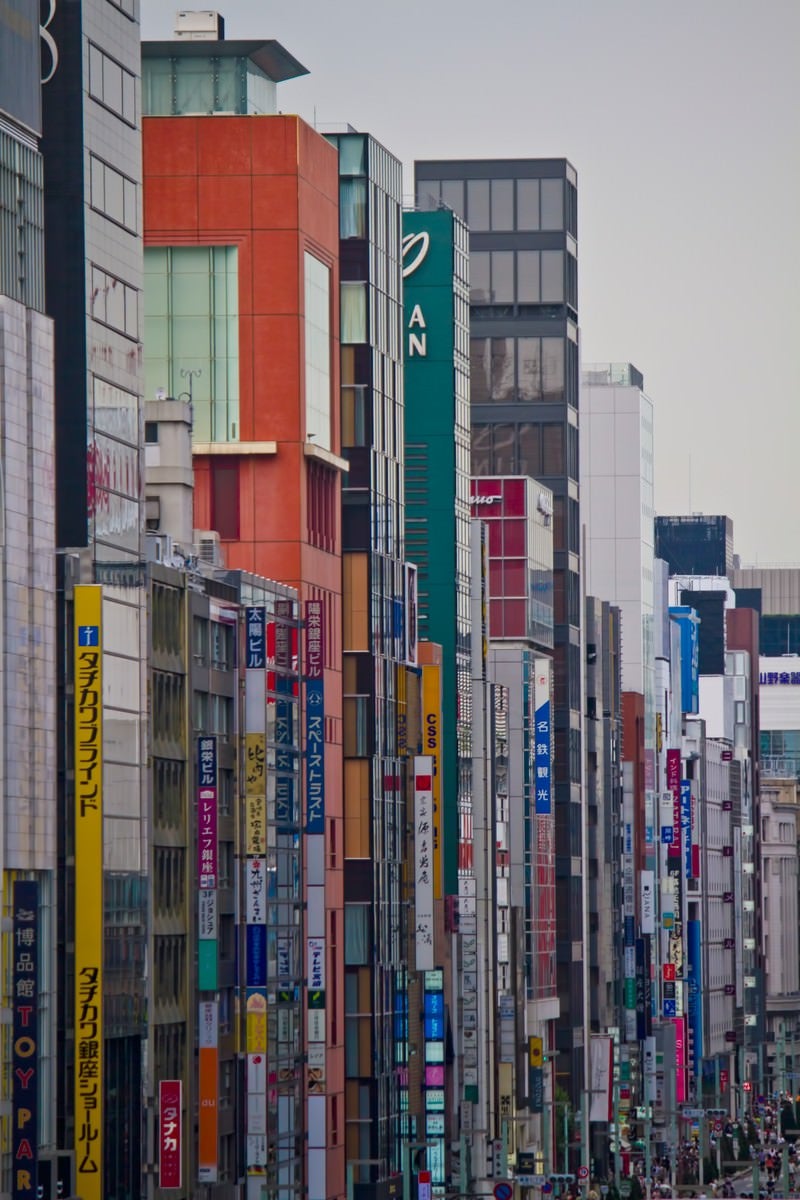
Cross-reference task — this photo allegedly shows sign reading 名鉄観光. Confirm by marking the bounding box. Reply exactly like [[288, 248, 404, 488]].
[[74, 585, 104, 1200]]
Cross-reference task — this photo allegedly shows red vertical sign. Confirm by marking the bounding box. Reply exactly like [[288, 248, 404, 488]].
[[158, 1080, 182, 1189]]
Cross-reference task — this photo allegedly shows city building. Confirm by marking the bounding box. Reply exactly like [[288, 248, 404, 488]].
[[402, 205, 473, 1191], [415, 156, 587, 1105], [142, 17, 345, 1200], [471, 475, 559, 1172], [0, 4, 57, 1196], [40, 0, 148, 1192], [322, 127, 410, 1189]]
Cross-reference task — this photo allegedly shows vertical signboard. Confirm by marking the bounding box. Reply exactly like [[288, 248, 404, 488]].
[[686, 919, 702, 1075], [244, 606, 268, 1183], [305, 601, 325, 833], [198, 1000, 219, 1183], [274, 600, 295, 832], [680, 780, 693, 880], [533, 696, 551, 815], [158, 1080, 182, 1190], [73, 585, 103, 1200], [13, 880, 39, 1200], [414, 757, 435, 971], [197, 736, 218, 990], [421, 664, 443, 899]]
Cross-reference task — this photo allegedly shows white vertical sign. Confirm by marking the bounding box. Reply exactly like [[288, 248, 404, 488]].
[[414, 756, 435, 971]]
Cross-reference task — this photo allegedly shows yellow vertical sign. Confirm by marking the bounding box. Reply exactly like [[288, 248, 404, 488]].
[[74, 585, 103, 1200], [421, 664, 443, 899]]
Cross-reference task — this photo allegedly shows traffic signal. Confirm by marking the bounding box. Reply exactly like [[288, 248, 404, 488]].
[[550, 1175, 575, 1184]]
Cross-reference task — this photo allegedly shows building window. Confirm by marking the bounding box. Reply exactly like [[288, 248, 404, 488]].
[[341, 281, 367, 344], [143, 245, 239, 443], [144, 421, 158, 443], [90, 154, 138, 233], [90, 265, 139, 340], [340, 178, 367, 238], [304, 252, 332, 450], [87, 43, 136, 125], [210, 459, 239, 540], [307, 460, 337, 552]]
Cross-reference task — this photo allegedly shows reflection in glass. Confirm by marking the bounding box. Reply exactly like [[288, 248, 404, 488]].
[[471, 424, 491, 475], [470, 252, 490, 303], [470, 338, 490, 404], [490, 338, 514, 402], [493, 424, 515, 474], [517, 422, 541, 475], [491, 251, 514, 303], [542, 338, 565, 402], [517, 339, 542, 402]]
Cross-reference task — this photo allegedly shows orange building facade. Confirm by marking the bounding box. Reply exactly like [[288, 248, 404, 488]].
[[144, 98, 345, 1200]]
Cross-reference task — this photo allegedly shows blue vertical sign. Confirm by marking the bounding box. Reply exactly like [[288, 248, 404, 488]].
[[245, 607, 266, 669], [305, 601, 325, 833], [680, 780, 693, 880], [534, 699, 551, 815]]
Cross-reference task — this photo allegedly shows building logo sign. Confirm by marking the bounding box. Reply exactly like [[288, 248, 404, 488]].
[[470, 494, 502, 507], [402, 230, 430, 278]]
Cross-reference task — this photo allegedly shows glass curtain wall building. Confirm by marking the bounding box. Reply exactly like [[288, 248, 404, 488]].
[[325, 129, 409, 1184], [41, 0, 147, 1194], [415, 159, 587, 1101]]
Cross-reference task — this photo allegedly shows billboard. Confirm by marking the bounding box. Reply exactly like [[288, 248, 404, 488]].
[[13, 880, 39, 1200], [670, 606, 700, 715], [73, 585, 104, 1200]]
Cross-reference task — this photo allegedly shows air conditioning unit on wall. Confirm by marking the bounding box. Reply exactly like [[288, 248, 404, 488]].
[[193, 529, 222, 567]]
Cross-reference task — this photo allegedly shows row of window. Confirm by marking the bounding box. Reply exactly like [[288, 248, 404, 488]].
[[91, 263, 138, 340], [88, 41, 136, 126], [471, 335, 577, 406], [472, 420, 572, 481], [471, 249, 577, 309], [90, 153, 138, 234], [416, 176, 572, 235]]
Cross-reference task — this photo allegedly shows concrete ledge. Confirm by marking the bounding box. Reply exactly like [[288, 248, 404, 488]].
[[193, 441, 278, 456], [303, 441, 349, 472]]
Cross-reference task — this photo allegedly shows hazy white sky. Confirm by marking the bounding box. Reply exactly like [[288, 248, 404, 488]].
[[142, 0, 800, 564]]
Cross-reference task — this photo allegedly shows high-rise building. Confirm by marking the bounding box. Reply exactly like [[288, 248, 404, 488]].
[[402, 206, 474, 1189], [142, 20, 345, 1200], [655, 515, 734, 579], [0, 5, 57, 1196], [323, 128, 410, 1187], [40, 0, 148, 1193], [415, 158, 587, 1100]]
